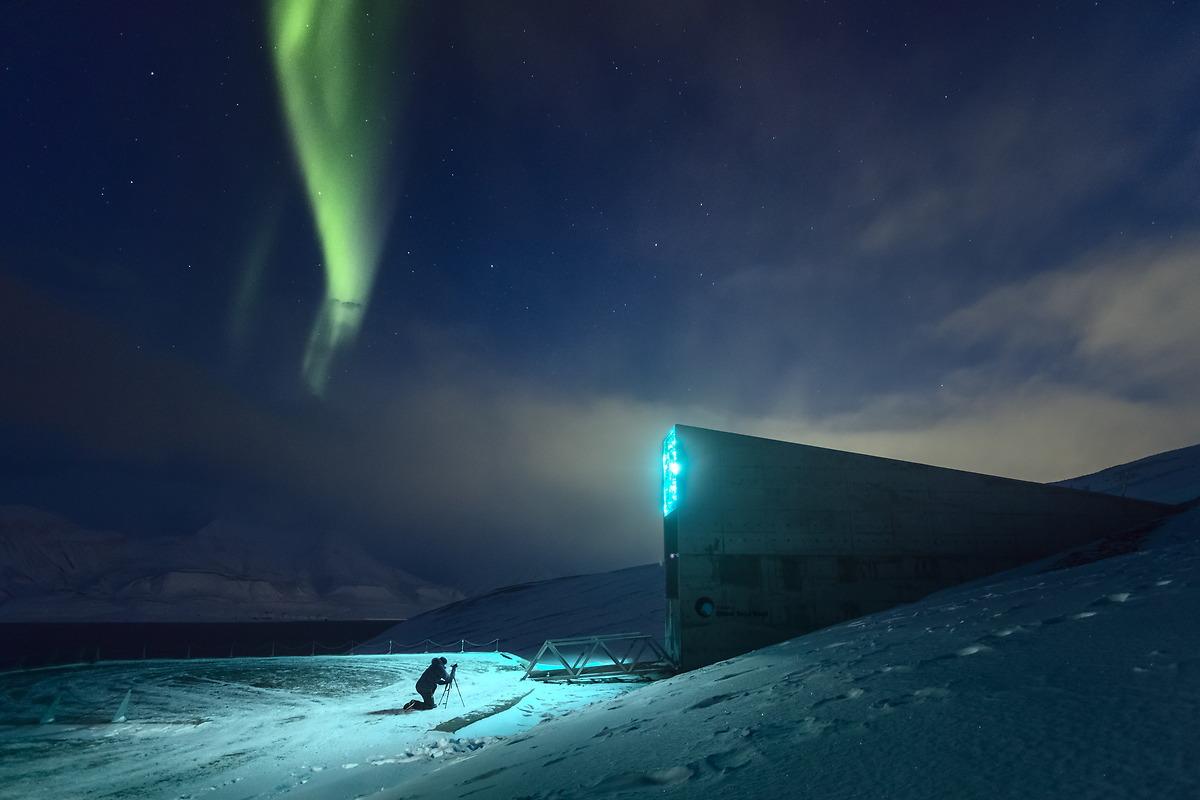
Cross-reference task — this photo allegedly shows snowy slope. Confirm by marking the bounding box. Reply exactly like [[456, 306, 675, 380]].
[[0, 653, 633, 800], [368, 445, 1200, 799], [383, 515, 1200, 799], [0, 507, 462, 621], [1055, 442, 1200, 504], [367, 564, 664, 658]]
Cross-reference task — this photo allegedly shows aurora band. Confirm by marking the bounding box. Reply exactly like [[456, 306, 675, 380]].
[[269, 0, 403, 394]]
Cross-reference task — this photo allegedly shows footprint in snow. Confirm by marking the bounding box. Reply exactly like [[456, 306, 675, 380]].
[[687, 692, 740, 711], [872, 686, 951, 711], [461, 766, 508, 785], [703, 745, 755, 774], [593, 766, 694, 792], [1090, 592, 1132, 607], [956, 644, 992, 657], [810, 687, 866, 709], [592, 719, 647, 739], [873, 664, 914, 676]]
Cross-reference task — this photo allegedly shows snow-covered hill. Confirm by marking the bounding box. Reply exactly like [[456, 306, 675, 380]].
[[1055, 442, 1200, 504], [0, 507, 462, 621], [368, 564, 664, 657]]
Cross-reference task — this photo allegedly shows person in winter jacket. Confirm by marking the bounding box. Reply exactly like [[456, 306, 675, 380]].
[[404, 656, 452, 711]]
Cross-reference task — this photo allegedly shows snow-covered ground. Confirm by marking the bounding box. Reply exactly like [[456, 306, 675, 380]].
[[382, 529, 1200, 798], [0, 653, 632, 800]]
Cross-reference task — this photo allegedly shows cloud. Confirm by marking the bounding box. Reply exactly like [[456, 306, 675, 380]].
[[318, 232, 1200, 587], [940, 238, 1200, 388], [767, 381, 1199, 485], [5, 236, 1197, 592], [742, 236, 1200, 482], [852, 37, 1200, 255]]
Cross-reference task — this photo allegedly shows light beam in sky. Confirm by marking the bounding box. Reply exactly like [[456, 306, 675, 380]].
[[268, 0, 403, 395]]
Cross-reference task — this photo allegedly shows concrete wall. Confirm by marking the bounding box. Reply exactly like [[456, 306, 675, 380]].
[[665, 425, 1177, 670]]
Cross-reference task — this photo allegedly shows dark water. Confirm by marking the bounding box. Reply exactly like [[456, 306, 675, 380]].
[[0, 620, 403, 670]]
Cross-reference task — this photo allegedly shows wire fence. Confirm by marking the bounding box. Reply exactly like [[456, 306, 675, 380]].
[[1, 638, 503, 672]]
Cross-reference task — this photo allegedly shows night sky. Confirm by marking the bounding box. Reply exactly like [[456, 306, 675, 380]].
[[3, 1, 1199, 590]]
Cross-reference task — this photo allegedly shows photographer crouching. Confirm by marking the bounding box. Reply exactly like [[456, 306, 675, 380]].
[[403, 657, 457, 711]]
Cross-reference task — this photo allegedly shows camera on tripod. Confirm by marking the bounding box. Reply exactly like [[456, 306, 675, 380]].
[[440, 662, 464, 708]]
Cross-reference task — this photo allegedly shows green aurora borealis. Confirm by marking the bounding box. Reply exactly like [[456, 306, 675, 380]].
[[269, 0, 402, 394]]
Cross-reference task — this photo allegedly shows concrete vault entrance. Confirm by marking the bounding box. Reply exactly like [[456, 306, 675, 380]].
[[662, 425, 1177, 671]]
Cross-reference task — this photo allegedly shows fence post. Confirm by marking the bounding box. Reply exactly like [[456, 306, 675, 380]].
[[387, 640, 393, 655], [141, 643, 147, 660], [229, 645, 235, 659], [461, 640, 465, 653], [186, 643, 191, 659], [311, 641, 316, 656]]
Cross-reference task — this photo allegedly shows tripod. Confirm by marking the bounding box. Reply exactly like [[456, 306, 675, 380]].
[[439, 664, 465, 708]]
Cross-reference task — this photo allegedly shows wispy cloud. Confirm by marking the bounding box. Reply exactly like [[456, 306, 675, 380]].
[[853, 39, 1199, 255], [940, 238, 1200, 388]]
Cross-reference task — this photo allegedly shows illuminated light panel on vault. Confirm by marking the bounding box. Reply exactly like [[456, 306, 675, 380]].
[[661, 426, 683, 516]]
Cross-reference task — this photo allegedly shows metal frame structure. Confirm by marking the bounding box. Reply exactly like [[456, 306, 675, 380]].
[[523, 633, 675, 682]]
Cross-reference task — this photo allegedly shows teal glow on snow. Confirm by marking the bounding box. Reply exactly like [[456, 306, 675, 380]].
[[662, 427, 682, 516]]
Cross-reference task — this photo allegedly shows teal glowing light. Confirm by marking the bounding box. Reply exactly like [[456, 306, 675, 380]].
[[662, 427, 683, 516]]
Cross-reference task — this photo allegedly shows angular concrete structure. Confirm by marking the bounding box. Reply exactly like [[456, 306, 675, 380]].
[[663, 425, 1177, 671]]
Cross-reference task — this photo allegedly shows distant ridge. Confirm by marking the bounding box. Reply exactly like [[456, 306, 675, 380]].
[[0, 506, 462, 622], [368, 563, 665, 658]]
